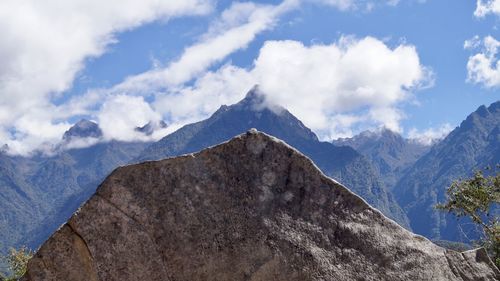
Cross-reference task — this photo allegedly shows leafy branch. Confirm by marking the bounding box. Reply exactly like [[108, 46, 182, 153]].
[[436, 167, 500, 268]]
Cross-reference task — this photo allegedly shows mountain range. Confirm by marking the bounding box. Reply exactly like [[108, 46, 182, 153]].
[[0, 124, 150, 253], [333, 128, 430, 191], [394, 101, 500, 241], [0, 87, 498, 255], [334, 101, 500, 242]]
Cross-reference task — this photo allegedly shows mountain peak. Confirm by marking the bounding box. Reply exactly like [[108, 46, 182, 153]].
[[0, 144, 9, 154], [234, 85, 269, 111], [488, 100, 500, 112], [379, 127, 401, 137], [335, 128, 404, 145], [135, 120, 168, 136], [476, 104, 490, 118], [62, 119, 103, 141], [459, 101, 499, 132]]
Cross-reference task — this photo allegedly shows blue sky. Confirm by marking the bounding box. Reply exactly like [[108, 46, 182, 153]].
[[1, 0, 499, 154]]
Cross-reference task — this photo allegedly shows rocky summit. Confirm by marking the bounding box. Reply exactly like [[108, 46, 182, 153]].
[[23, 130, 499, 281]]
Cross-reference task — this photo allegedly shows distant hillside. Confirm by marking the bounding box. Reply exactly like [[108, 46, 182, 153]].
[[0, 121, 150, 252], [334, 129, 429, 191], [139, 87, 409, 228], [395, 101, 500, 241], [0, 153, 45, 252]]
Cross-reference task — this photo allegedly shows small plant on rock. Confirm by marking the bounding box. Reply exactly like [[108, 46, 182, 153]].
[[0, 246, 33, 281]]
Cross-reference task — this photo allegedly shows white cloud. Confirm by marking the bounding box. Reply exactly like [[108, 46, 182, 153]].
[[152, 36, 432, 140], [464, 35, 481, 50], [408, 123, 453, 145], [97, 95, 162, 142], [62, 137, 101, 151], [0, 0, 430, 154], [368, 107, 405, 133], [256, 38, 431, 139], [475, 0, 500, 17], [61, 0, 300, 146], [78, 0, 407, 103], [465, 35, 500, 88], [312, 0, 357, 10], [0, 0, 212, 155], [113, 0, 298, 94], [387, 0, 401, 6], [153, 64, 256, 126], [5, 115, 71, 156], [324, 113, 365, 139], [310, 0, 402, 11]]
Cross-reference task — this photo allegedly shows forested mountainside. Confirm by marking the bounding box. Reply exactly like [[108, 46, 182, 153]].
[[395, 101, 500, 241]]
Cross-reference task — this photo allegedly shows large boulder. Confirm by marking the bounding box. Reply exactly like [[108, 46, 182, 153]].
[[23, 130, 499, 281]]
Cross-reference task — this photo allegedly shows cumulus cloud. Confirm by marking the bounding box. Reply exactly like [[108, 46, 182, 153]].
[[465, 35, 500, 88], [408, 123, 453, 145], [0, 0, 212, 155], [254, 38, 432, 137], [474, 0, 500, 17], [97, 95, 164, 142], [151, 37, 432, 140]]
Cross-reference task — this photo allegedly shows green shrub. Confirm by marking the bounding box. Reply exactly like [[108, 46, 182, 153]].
[[0, 246, 33, 281]]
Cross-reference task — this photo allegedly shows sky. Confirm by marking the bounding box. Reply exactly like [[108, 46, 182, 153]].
[[0, 0, 499, 155]]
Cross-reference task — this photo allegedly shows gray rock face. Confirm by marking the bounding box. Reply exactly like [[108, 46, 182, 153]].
[[138, 88, 410, 229], [23, 131, 499, 281]]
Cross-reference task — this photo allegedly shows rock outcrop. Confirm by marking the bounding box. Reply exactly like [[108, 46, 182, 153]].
[[23, 130, 499, 281], [138, 87, 410, 229]]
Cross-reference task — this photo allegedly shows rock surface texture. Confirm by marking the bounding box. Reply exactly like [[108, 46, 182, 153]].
[[138, 87, 409, 228], [23, 131, 499, 281]]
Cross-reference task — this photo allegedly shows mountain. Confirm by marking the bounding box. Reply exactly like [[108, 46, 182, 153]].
[[135, 120, 167, 136], [395, 101, 500, 241], [62, 119, 103, 142], [22, 141, 150, 247], [23, 131, 499, 281], [333, 129, 429, 190], [0, 122, 151, 253], [139, 87, 409, 228], [0, 153, 46, 253]]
